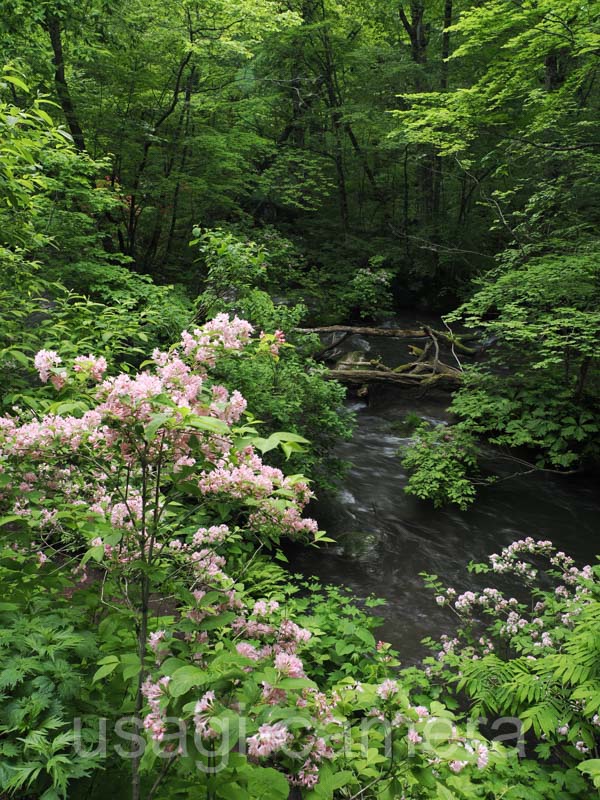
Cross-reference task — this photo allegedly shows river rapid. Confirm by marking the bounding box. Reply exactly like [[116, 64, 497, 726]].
[[287, 319, 600, 664]]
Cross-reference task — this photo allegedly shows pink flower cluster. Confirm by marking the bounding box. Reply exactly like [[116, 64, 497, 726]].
[[279, 618, 312, 646], [198, 448, 311, 505], [34, 349, 63, 384], [287, 734, 334, 789], [253, 599, 280, 617], [181, 314, 253, 367], [73, 354, 108, 382], [166, 525, 235, 592], [274, 652, 305, 678], [141, 676, 170, 741], [149, 630, 166, 651], [210, 385, 247, 425], [194, 691, 220, 740], [192, 524, 230, 547], [189, 547, 229, 586], [376, 679, 399, 700], [2, 317, 320, 566], [232, 604, 312, 667], [249, 503, 319, 539], [0, 410, 105, 456], [489, 537, 554, 580], [197, 448, 317, 539], [247, 722, 290, 758]]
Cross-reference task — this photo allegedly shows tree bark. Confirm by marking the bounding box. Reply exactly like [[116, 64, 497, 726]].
[[296, 324, 429, 337], [126, 51, 193, 258], [45, 13, 86, 151], [440, 0, 453, 92]]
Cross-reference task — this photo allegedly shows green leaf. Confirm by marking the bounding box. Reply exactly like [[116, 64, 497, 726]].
[[578, 759, 600, 788], [187, 414, 230, 435], [278, 677, 317, 690], [81, 545, 105, 565], [92, 657, 119, 683], [0, 515, 23, 527], [3, 74, 29, 92], [436, 783, 458, 799], [246, 766, 290, 799], [170, 665, 207, 697], [217, 783, 250, 800], [199, 611, 236, 630], [145, 412, 172, 441]]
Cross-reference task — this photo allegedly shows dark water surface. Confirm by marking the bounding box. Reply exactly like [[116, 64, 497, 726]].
[[289, 322, 600, 663]]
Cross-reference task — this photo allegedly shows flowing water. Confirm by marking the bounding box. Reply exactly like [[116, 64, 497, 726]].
[[288, 319, 600, 663]]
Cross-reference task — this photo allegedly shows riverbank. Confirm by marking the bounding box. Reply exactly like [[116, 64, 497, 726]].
[[287, 326, 600, 663]]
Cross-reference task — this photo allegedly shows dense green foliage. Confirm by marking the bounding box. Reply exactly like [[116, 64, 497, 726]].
[[401, 423, 479, 510], [2, 0, 599, 479], [446, 253, 600, 471]]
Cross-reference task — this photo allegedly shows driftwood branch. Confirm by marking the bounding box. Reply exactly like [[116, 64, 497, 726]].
[[327, 368, 461, 387], [296, 325, 428, 338], [296, 325, 478, 354], [300, 325, 466, 390]]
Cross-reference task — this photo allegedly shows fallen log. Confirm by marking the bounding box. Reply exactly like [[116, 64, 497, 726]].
[[296, 324, 478, 354], [296, 325, 429, 338], [326, 367, 461, 387], [302, 325, 465, 389]]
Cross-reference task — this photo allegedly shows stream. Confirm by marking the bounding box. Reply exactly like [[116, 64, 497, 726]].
[[288, 318, 600, 664]]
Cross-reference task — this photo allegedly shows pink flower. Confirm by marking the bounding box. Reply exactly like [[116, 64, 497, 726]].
[[73, 354, 108, 381], [253, 599, 280, 617], [195, 690, 215, 714], [141, 676, 170, 741], [236, 642, 260, 660], [192, 524, 229, 547], [476, 743, 489, 769], [407, 728, 422, 745], [278, 618, 311, 644], [50, 371, 67, 391], [261, 682, 287, 705], [376, 679, 398, 700], [274, 652, 305, 678], [247, 723, 289, 758], [149, 630, 166, 652], [194, 691, 219, 740], [34, 350, 62, 383]]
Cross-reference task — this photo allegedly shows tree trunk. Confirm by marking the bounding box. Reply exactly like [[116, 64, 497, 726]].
[[45, 14, 86, 151], [440, 0, 453, 92], [126, 52, 193, 259]]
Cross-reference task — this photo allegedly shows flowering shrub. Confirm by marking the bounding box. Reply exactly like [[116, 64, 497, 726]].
[[419, 538, 600, 781], [136, 578, 502, 797], [190, 227, 354, 487], [0, 314, 502, 799]]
